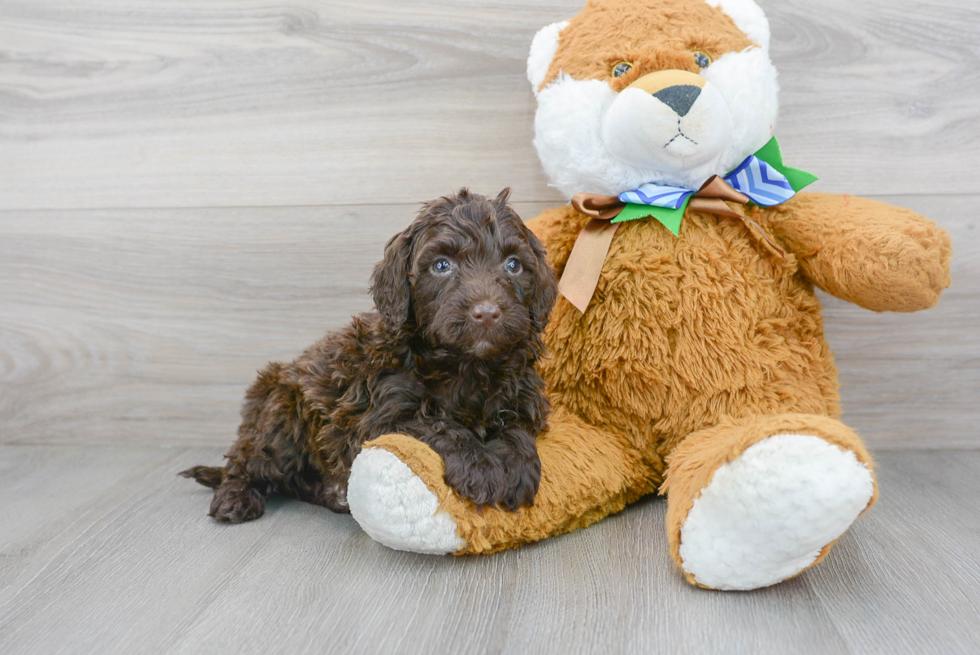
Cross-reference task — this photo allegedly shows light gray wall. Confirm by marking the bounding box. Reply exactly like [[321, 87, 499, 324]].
[[1, 0, 977, 448]]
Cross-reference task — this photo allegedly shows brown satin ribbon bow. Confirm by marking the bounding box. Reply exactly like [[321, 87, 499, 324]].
[[559, 175, 786, 313]]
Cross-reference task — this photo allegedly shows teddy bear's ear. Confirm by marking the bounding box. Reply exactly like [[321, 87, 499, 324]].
[[705, 0, 771, 51], [527, 20, 569, 95]]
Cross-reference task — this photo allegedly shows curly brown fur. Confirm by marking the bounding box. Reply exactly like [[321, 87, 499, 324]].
[[180, 189, 559, 522]]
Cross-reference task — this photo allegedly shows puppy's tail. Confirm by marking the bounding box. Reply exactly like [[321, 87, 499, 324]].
[[179, 465, 225, 489]]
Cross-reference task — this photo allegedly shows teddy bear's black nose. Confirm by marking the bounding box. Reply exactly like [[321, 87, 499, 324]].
[[652, 85, 702, 117]]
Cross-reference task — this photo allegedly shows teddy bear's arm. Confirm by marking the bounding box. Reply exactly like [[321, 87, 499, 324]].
[[757, 191, 952, 312]]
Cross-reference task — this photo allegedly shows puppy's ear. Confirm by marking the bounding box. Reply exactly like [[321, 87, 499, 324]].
[[526, 228, 559, 331], [494, 190, 557, 330], [371, 227, 415, 333], [493, 187, 512, 210]]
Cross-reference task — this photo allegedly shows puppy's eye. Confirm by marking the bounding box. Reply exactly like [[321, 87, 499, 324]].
[[694, 51, 712, 69], [431, 258, 454, 275], [504, 257, 522, 274], [611, 62, 633, 78]]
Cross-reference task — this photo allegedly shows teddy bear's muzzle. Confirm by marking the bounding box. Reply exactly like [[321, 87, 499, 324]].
[[601, 69, 732, 172]]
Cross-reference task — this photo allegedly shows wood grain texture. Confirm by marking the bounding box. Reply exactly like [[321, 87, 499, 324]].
[[1, 0, 979, 210], [1, 196, 975, 448], [0, 445, 978, 654]]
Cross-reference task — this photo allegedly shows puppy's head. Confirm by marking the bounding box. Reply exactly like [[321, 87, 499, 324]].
[[371, 189, 558, 359]]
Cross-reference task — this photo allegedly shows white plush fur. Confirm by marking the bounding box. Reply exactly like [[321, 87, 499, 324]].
[[701, 47, 779, 175], [602, 83, 734, 172], [527, 21, 569, 94], [348, 448, 466, 555], [678, 434, 875, 590], [530, 0, 779, 197]]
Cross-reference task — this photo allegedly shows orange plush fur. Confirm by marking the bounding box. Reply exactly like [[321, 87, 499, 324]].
[[358, 0, 952, 584], [540, 0, 754, 92]]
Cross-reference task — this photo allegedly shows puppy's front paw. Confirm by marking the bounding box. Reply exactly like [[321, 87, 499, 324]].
[[442, 448, 507, 509], [498, 454, 541, 512], [443, 448, 540, 512]]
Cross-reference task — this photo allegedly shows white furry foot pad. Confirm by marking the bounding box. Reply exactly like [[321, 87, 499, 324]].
[[679, 434, 875, 590], [348, 448, 466, 555]]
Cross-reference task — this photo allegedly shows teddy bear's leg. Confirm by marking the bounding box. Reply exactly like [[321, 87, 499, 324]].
[[662, 413, 878, 591], [347, 408, 647, 555]]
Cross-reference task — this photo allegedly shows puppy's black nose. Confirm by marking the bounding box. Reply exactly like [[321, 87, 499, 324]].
[[652, 85, 701, 117], [470, 302, 501, 327]]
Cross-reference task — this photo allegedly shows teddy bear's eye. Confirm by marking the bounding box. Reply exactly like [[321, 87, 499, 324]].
[[611, 62, 633, 77], [694, 51, 712, 69]]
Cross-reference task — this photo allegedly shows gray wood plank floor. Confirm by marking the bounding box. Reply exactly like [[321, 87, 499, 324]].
[[1, 446, 977, 655]]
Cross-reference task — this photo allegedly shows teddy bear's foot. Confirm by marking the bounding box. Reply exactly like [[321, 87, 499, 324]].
[[679, 434, 872, 590], [347, 447, 466, 554], [664, 414, 878, 591]]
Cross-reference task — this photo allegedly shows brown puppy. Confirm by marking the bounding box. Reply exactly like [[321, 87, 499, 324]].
[[180, 189, 558, 522]]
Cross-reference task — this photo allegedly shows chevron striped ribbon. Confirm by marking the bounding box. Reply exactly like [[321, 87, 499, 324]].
[[618, 183, 694, 209], [617, 154, 796, 209]]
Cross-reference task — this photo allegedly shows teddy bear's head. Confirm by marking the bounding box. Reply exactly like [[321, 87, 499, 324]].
[[528, 0, 778, 198]]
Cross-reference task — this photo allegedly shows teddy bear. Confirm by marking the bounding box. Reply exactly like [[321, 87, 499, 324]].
[[343, 0, 952, 590]]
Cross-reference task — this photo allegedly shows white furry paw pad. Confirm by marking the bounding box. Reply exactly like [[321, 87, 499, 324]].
[[348, 448, 466, 555], [679, 434, 874, 590]]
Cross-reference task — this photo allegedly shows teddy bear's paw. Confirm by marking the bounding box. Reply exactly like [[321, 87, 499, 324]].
[[347, 448, 466, 555], [679, 434, 875, 590]]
